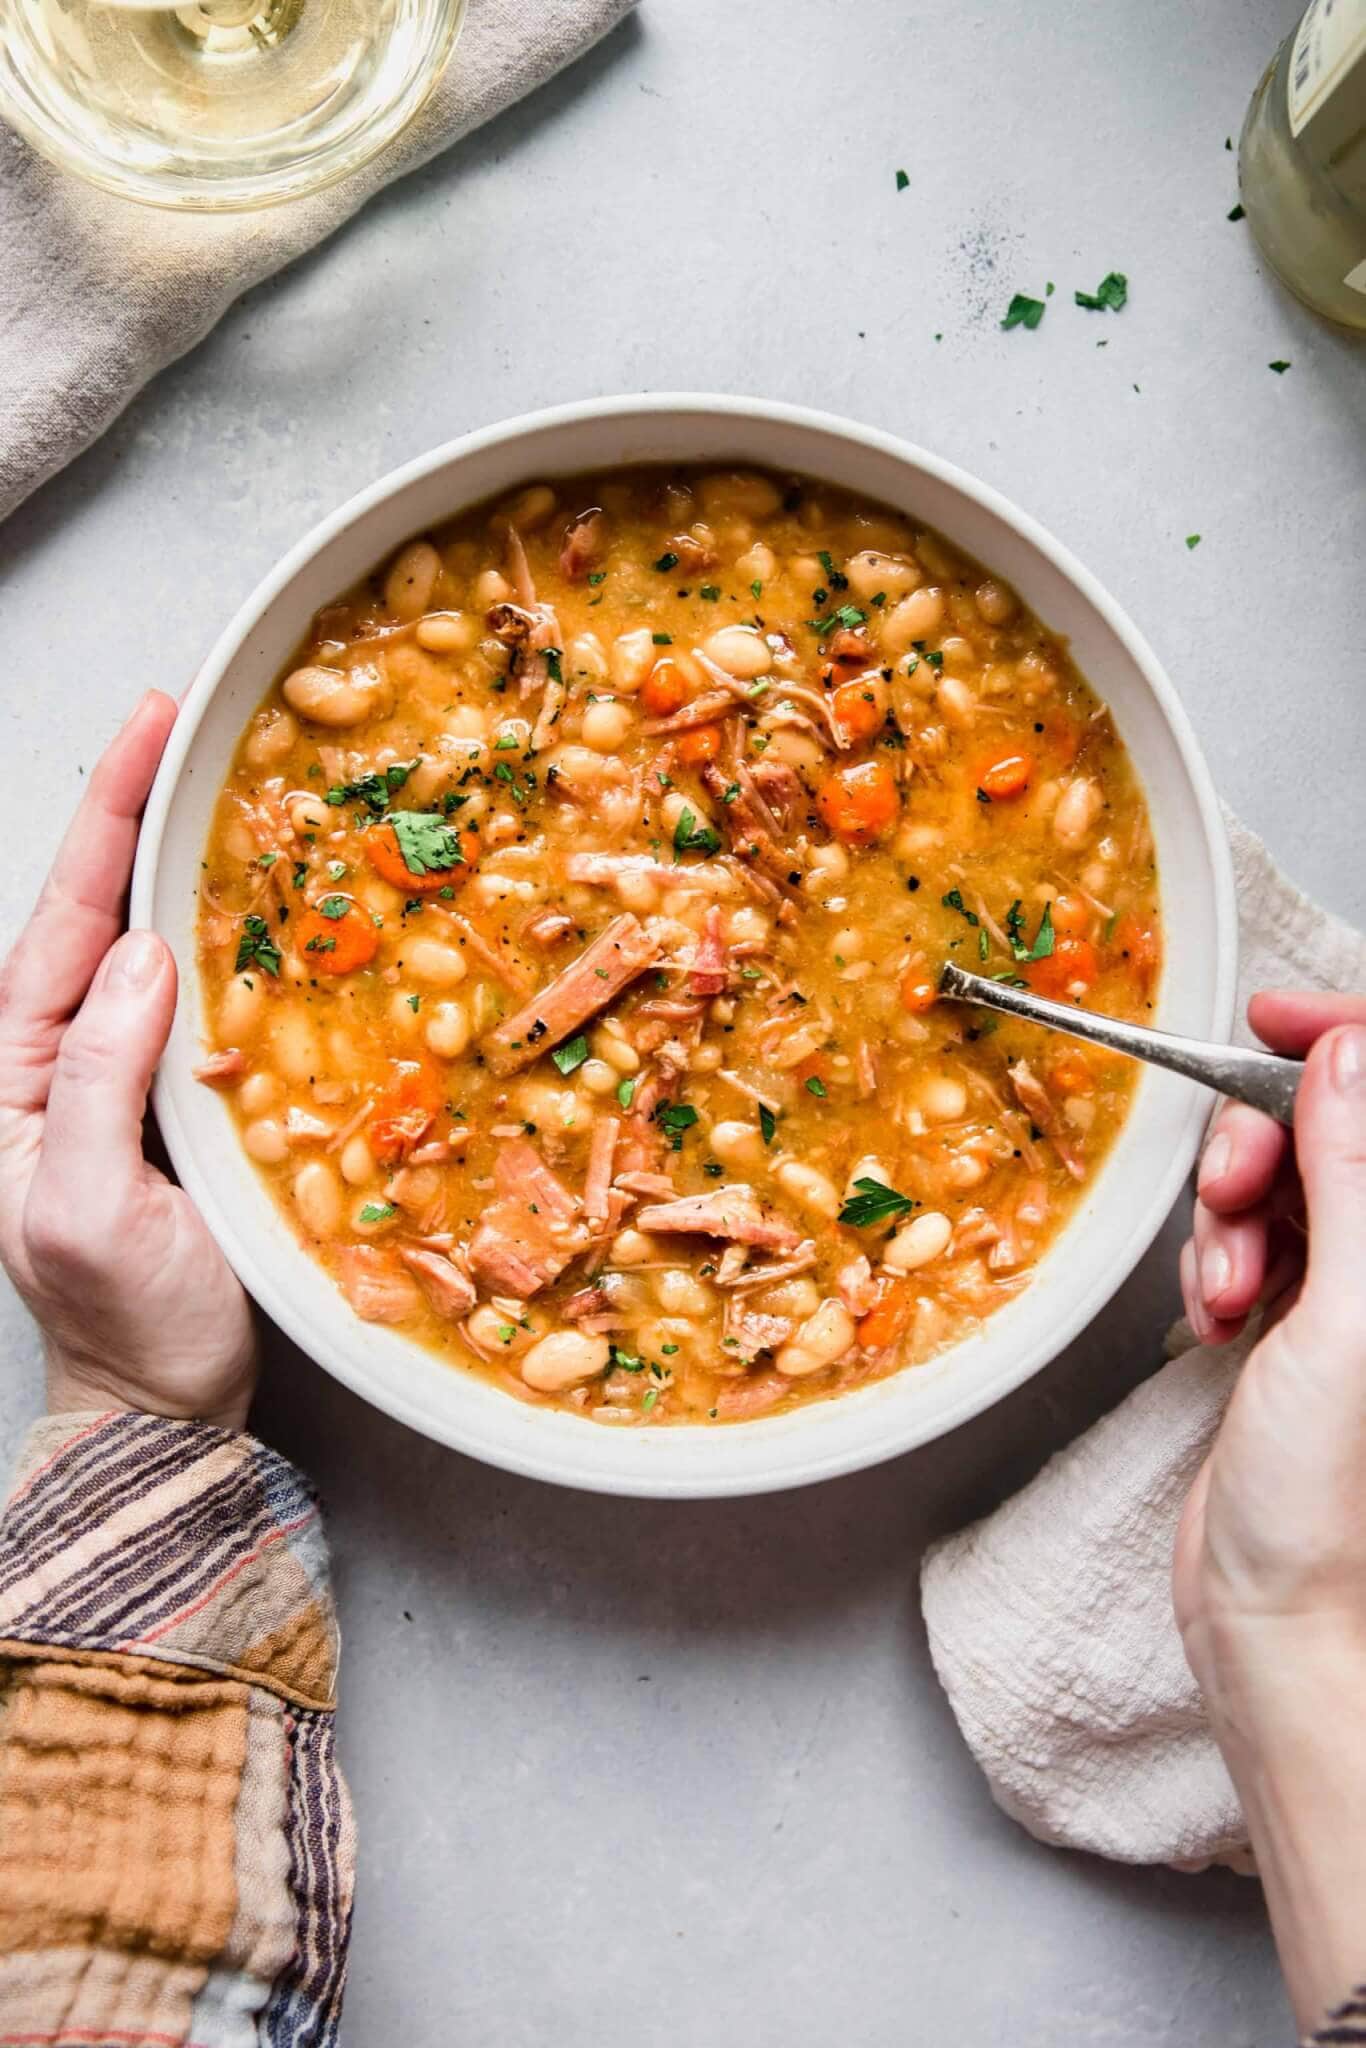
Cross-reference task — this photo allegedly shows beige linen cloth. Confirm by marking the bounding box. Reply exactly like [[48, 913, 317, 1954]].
[[0, 0, 636, 523], [922, 812, 1366, 1871]]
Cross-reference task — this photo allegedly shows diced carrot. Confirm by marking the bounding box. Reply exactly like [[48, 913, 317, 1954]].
[[816, 759, 899, 845], [370, 1059, 445, 1163], [976, 750, 1034, 800], [1050, 892, 1093, 938], [366, 820, 480, 895], [857, 1278, 915, 1351], [1024, 936, 1099, 999], [640, 659, 692, 718], [1110, 914, 1162, 996], [296, 898, 379, 974], [675, 724, 721, 764], [831, 678, 886, 743], [1048, 1048, 1093, 1096], [899, 968, 938, 1014]]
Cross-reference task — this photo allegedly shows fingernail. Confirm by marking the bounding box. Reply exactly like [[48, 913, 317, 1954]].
[[1200, 1133, 1231, 1188], [1330, 1027, 1366, 1094], [107, 930, 163, 991], [1200, 1238, 1232, 1305]]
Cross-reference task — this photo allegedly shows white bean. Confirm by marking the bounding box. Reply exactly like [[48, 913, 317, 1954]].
[[466, 1304, 536, 1356], [616, 871, 659, 914], [237, 1070, 277, 1117], [609, 1228, 661, 1266], [653, 1268, 713, 1317], [281, 664, 379, 729], [566, 632, 609, 681], [975, 579, 1016, 626], [289, 794, 330, 836], [661, 789, 712, 838], [219, 972, 265, 1043], [520, 1329, 610, 1393], [293, 1158, 343, 1236], [425, 1000, 470, 1059], [340, 1133, 376, 1185], [756, 1275, 822, 1319], [268, 1011, 319, 1084], [775, 1159, 840, 1220], [935, 676, 976, 728], [777, 1299, 856, 1377], [735, 541, 776, 585], [591, 1024, 639, 1074], [702, 624, 772, 679], [918, 1074, 968, 1123], [884, 1210, 952, 1273], [472, 568, 511, 609], [386, 989, 423, 1038], [845, 551, 920, 602], [385, 541, 441, 620], [581, 697, 634, 752], [611, 627, 657, 692], [844, 1155, 892, 1200], [1053, 777, 1103, 849], [758, 728, 824, 773], [243, 1117, 288, 1165], [698, 471, 783, 518], [244, 706, 299, 767], [501, 483, 556, 530], [710, 1119, 764, 1168], [578, 1059, 619, 1098], [880, 585, 945, 656], [415, 611, 478, 653], [403, 938, 468, 988]]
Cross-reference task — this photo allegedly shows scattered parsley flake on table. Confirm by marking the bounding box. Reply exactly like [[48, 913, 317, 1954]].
[[1186, 534, 1202, 550], [1001, 292, 1046, 331], [895, 168, 909, 191], [1074, 271, 1127, 311], [1269, 359, 1291, 373], [1228, 203, 1245, 221]]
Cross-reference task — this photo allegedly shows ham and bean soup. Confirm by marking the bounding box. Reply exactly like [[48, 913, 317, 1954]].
[[197, 466, 1161, 1424]]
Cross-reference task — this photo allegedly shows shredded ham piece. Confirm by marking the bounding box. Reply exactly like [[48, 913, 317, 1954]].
[[718, 1240, 819, 1292], [193, 1049, 246, 1086], [721, 1300, 793, 1358], [559, 507, 606, 580], [398, 1248, 477, 1320], [583, 1115, 620, 1224], [429, 905, 534, 997], [635, 1184, 802, 1251], [465, 1139, 588, 1297], [688, 904, 729, 997], [1007, 1059, 1086, 1181], [336, 1245, 422, 1324], [483, 913, 663, 1076]]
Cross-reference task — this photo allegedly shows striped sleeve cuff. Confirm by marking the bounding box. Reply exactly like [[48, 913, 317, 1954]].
[[0, 1410, 338, 1711]]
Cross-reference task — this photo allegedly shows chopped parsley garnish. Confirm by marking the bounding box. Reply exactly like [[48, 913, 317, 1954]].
[[673, 806, 722, 857], [494, 732, 520, 750], [326, 859, 348, 881], [291, 861, 308, 890], [317, 894, 350, 920], [652, 631, 672, 645], [1269, 359, 1291, 374], [838, 1177, 916, 1228], [656, 1102, 699, 1151], [545, 647, 563, 683], [978, 926, 990, 961], [235, 914, 281, 976], [1185, 533, 1201, 550], [257, 852, 278, 870], [817, 550, 848, 592], [1074, 270, 1128, 311], [641, 1388, 659, 1413], [1002, 292, 1046, 331], [661, 1342, 679, 1356], [407, 994, 421, 1013], [699, 583, 721, 601], [720, 782, 741, 804], [496, 1324, 516, 1344], [358, 1202, 396, 1223], [1005, 898, 1055, 961], [304, 933, 336, 954], [750, 579, 763, 600], [654, 550, 680, 573], [1228, 203, 1245, 221], [612, 1346, 645, 1373], [759, 1103, 777, 1146], [807, 603, 867, 635], [616, 1077, 636, 1110], [942, 888, 979, 927], [895, 168, 909, 191], [388, 811, 466, 875], [551, 1034, 590, 1076], [805, 1075, 827, 1098], [587, 571, 607, 586], [325, 760, 416, 813]]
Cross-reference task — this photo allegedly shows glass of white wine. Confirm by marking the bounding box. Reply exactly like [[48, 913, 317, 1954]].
[[0, 0, 465, 211]]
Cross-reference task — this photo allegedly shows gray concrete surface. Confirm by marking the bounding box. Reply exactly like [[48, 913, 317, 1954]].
[[2, 0, 1364, 2039]]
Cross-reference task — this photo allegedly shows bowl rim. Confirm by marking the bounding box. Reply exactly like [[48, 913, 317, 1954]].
[[131, 392, 1237, 1495]]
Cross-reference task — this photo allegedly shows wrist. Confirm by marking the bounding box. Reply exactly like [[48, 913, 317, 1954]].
[[44, 1343, 254, 1434]]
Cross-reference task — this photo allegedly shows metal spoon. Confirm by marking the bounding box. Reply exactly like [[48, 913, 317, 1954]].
[[938, 962, 1302, 1125]]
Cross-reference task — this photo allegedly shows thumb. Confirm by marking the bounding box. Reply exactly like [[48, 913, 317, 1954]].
[[1293, 1023, 1366, 1350], [33, 931, 177, 1221]]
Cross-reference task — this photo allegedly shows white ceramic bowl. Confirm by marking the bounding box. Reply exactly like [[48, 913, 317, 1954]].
[[130, 395, 1236, 1498]]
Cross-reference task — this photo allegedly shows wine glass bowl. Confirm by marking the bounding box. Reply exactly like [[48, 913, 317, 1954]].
[[0, 0, 466, 211]]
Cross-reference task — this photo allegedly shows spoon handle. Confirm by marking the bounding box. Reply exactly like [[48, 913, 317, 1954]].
[[938, 963, 1303, 1126]]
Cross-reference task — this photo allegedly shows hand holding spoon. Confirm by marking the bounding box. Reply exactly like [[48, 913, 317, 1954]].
[[938, 962, 1303, 1125]]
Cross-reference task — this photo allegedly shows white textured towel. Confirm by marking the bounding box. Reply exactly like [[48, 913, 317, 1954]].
[[921, 813, 1366, 1870], [0, 0, 636, 523]]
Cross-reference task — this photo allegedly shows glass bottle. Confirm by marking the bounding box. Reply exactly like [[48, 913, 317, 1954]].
[[1238, 0, 1366, 331]]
